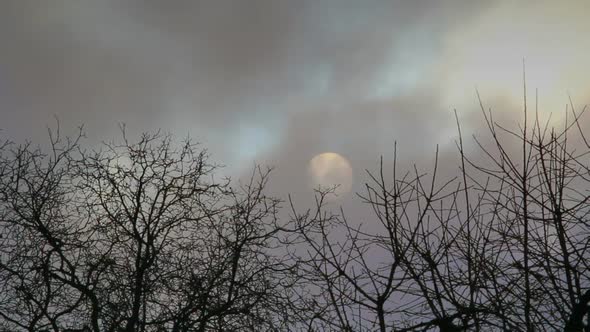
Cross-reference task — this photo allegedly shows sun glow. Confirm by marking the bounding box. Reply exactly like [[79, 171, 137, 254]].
[[440, 1, 590, 121], [308, 152, 353, 196]]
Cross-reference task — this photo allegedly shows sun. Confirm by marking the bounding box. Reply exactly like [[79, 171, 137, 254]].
[[308, 152, 353, 196]]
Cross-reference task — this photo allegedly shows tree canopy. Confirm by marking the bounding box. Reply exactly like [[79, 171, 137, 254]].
[[1, 100, 590, 331]]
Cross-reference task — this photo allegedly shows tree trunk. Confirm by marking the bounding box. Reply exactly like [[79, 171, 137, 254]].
[[564, 289, 590, 332]]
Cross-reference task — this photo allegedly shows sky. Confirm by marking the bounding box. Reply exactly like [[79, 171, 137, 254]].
[[1, 0, 590, 207]]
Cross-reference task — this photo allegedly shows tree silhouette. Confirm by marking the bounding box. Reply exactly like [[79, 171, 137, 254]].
[[288, 96, 590, 331], [0, 128, 297, 332], [1, 95, 590, 331]]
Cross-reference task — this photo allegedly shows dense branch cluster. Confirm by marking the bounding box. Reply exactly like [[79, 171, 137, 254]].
[[286, 100, 590, 332], [0, 130, 294, 331], [1, 99, 590, 331]]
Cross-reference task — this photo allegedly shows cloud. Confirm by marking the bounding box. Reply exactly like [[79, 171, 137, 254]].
[[436, 0, 590, 120], [2, 0, 589, 206]]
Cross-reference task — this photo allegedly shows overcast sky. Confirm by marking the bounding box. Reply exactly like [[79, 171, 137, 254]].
[[1, 0, 590, 206]]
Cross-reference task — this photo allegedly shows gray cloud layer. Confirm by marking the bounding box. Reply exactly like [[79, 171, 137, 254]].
[[1, 0, 588, 203]]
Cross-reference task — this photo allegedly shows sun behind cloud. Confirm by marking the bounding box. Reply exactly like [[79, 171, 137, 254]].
[[308, 152, 353, 197]]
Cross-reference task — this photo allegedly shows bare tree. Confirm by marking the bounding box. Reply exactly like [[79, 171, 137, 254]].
[[289, 94, 590, 331], [462, 94, 590, 331], [2, 91, 590, 332], [0, 128, 297, 332], [288, 145, 491, 331], [0, 129, 88, 332]]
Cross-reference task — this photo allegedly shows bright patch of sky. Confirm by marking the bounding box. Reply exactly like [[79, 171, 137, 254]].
[[233, 120, 280, 166], [439, 0, 590, 123]]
